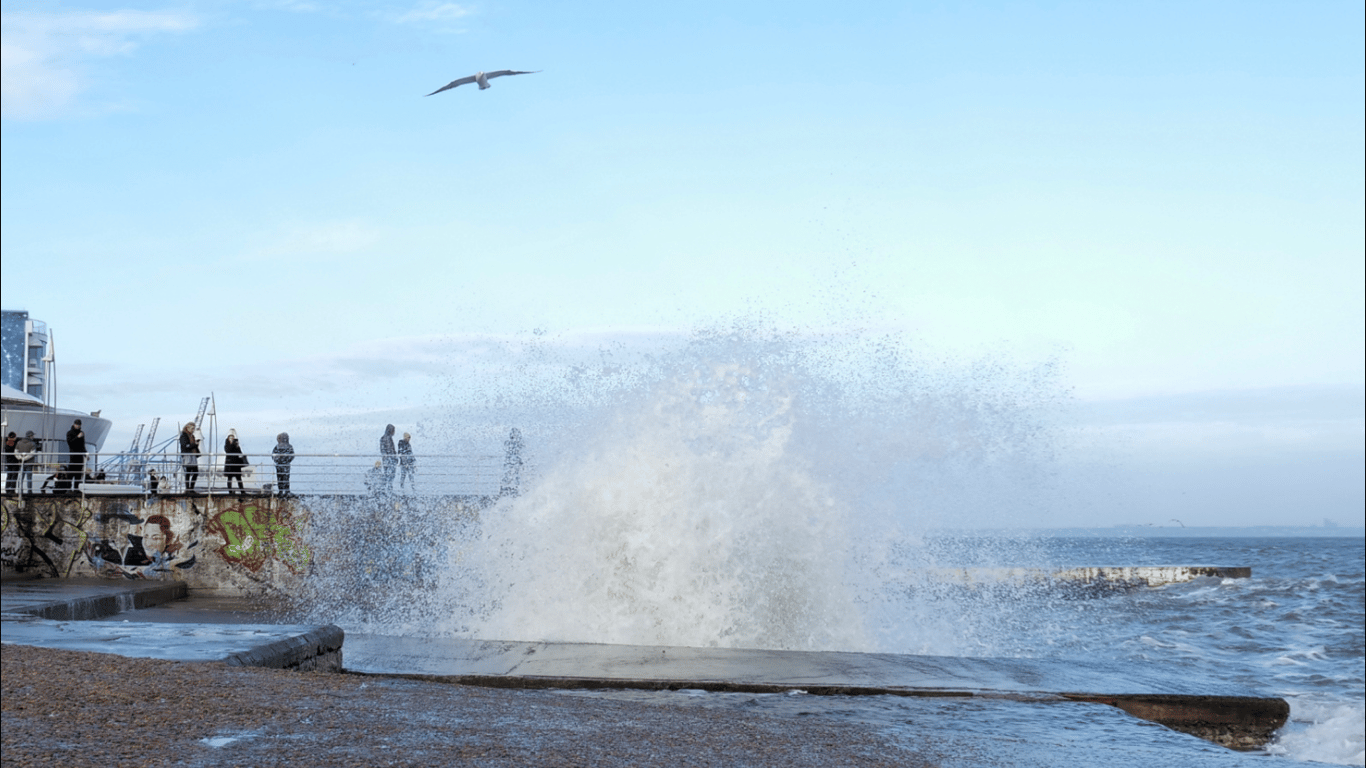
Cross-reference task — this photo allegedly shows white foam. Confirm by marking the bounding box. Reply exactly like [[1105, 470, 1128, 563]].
[[422, 330, 1066, 655], [1267, 697, 1366, 766], [453, 360, 867, 650]]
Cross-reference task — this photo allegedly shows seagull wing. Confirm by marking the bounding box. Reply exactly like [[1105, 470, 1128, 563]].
[[483, 70, 542, 81], [426, 74, 479, 96]]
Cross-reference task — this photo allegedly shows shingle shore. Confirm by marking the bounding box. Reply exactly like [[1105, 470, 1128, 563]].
[[1, 645, 932, 767]]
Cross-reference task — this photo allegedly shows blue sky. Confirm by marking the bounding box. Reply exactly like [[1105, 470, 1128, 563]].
[[2, 1, 1362, 527]]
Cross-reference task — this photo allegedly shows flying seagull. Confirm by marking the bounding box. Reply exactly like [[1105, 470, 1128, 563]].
[[426, 69, 540, 96]]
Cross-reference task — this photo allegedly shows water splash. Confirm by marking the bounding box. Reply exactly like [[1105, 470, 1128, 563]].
[[299, 324, 1070, 653]]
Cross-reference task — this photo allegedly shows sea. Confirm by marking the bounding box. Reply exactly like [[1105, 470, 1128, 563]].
[[311, 525, 1364, 766], [300, 330, 1364, 766], [548, 534, 1365, 767]]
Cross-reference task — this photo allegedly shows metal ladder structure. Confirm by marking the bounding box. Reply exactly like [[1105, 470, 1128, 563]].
[[142, 417, 160, 453], [193, 397, 210, 429], [125, 423, 145, 455]]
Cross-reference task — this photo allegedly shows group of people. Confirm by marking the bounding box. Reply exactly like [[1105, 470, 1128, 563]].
[[2, 420, 91, 495], [366, 424, 416, 495], [174, 421, 295, 497], [4, 419, 523, 498]]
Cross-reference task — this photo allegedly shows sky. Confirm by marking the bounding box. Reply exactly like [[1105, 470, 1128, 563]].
[[2, 0, 1362, 528]]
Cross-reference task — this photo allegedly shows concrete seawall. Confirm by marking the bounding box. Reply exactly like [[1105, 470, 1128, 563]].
[[3, 494, 315, 595], [4, 494, 1252, 598], [1, 494, 482, 596]]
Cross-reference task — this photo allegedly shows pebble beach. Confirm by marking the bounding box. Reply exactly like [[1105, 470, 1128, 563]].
[[1, 645, 929, 768]]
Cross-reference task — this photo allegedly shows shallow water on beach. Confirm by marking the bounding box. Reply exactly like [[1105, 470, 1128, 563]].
[[559, 689, 1271, 767]]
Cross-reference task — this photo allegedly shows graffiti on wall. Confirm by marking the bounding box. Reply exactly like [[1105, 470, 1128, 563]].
[[0, 498, 93, 577], [3, 496, 311, 586], [86, 506, 200, 579], [207, 502, 310, 574]]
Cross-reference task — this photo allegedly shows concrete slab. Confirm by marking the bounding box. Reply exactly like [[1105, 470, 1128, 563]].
[[1, 578, 342, 671], [90, 593, 284, 624], [1, 577, 186, 620], [1, 617, 343, 670], [344, 633, 1287, 750]]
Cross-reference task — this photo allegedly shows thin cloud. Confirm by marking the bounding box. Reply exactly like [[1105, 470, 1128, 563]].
[[1, 9, 198, 119], [393, 2, 474, 25], [242, 220, 384, 262], [254, 1, 326, 11]]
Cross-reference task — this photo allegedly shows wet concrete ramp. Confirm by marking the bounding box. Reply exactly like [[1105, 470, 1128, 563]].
[[345, 633, 1287, 750]]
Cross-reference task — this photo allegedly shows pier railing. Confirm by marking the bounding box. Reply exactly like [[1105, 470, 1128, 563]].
[[6, 451, 517, 498]]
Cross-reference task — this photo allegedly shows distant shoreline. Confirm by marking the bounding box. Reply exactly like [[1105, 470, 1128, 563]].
[[935, 526, 1365, 538]]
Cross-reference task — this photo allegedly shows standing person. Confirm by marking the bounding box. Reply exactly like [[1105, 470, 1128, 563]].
[[500, 427, 524, 497], [3, 432, 16, 494], [65, 418, 88, 492], [379, 424, 397, 494], [224, 430, 247, 496], [272, 432, 294, 497], [179, 422, 201, 493], [397, 432, 416, 492], [15, 431, 39, 495]]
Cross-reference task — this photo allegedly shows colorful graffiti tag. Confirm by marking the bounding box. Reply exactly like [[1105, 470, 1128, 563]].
[[207, 502, 310, 573]]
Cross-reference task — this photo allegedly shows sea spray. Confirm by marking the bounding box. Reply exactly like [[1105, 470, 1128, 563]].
[[452, 354, 864, 649], [296, 323, 1071, 653]]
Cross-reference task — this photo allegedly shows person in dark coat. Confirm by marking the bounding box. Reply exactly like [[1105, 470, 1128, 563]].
[[179, 422, 201, 493], [397, 432, 416, 492], [3, 432, 16, 494], [65, 418, 88, 492], [272, 432, 294, 497], [224, 430, 247, 495], [379, 424, 397, 494]]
